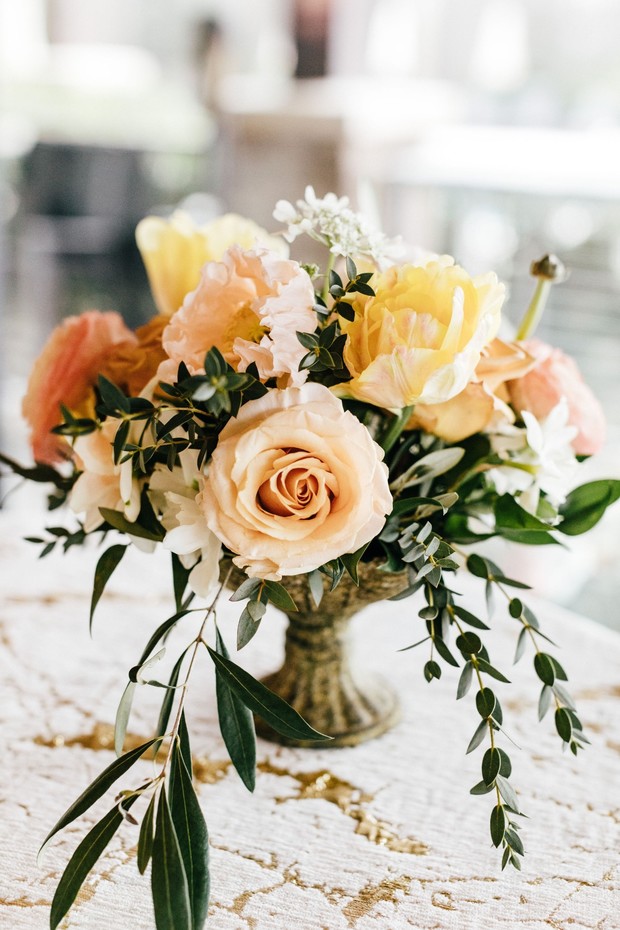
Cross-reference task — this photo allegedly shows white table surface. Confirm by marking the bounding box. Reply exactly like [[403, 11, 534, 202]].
[[1, 510, 619, 930]]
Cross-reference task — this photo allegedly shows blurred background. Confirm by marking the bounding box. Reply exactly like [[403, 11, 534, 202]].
[[1, 0, 619, 620]]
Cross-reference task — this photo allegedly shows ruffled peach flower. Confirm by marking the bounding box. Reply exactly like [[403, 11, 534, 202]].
[[200, 383, 392, 579], [102, 314, 169, 398], [159, 246, 316, 387], [334, 256, 505, 411], [407, 339, 535, 442], [22, 311, 137, 464], [507, 340, 606, 456], [69, 418, 141, 533], [136, 211, 287, 319]]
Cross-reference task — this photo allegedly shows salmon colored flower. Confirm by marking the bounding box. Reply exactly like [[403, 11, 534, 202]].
[[334, 256, 505, 411], [136, 211, 287, 319], [159, 246, 316, 386], [102, 314, 169, 398], [507, 340, 606, 456], [22, 311, 137, 464], [200, 383, 392, 579], [408, 339, 535, 442]]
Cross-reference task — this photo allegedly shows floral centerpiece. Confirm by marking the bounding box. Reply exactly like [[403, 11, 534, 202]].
[[3, 188, 619, 930]]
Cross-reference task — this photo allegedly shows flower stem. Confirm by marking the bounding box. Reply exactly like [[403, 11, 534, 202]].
[[516, 279, 550, 340], [380, 406, 414, 455]]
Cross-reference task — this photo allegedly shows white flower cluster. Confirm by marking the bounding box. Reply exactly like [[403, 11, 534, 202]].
[[273, 186, 403, 268]]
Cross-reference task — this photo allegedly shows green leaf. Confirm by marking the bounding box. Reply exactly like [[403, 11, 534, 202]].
[[505, 827, 525, 856], [97, 375, 130, 413], [89, 544, 127, 632], [494, 494, 560, 545], [497, 748, 512, 777], [555, 707, 573, 742], [40, 738, 161, 858], [214, 629, 256, 791], [476, 688, 496, 719], [99, 507, 165, 542], [169, 746, 210, 930], [513, 628, 528, 665], [456, 632, 482, 657], [236, 604, 264, 651], [496, 775, 520, 814], [482, 747, 501, 785], [470, 779, 495, 796], [534, 653, 555, 686], [114, 681, 136, 756], [550, 656, 568, 682], [559, 479, 620, 536], [340, 544, 369, 585], [156, 650, 189, 739], [172, 554, 191, 612], [466, 719, 488, 754], [50, 797, 136, 930], [424, 660, 442, 682], [451, 605, 490, 630], [261, 580, 298, 612], [434, 636, 460, 668], [490, 804, 506, 847], [151, 786, 192, 930], [229, 577, 261, 602], [178, 711, 193, 778], [538, 684, 553, 720], [476, 657, 511, 684], [138, 611, 193, 666], [467, 554, 489, 578], [456, 661, 474, 699], [308, 570, 324, 607], [207, 646, 330, 742], [509, 598, 523, 619], [137, 794, 157, 875]]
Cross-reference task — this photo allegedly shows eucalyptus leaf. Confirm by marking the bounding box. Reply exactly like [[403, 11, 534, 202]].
[[214, 629, 256, 791], [513, 628, 528, 665], [496, 774, 520, 814], [476, 657, 511, 684], [308, 569, 324, 607], [490, 804, 506, 847], [482, 747, 501, 785], [538, 684, 553, 721], [456, 661, 474, 699], [229, 577, 261, 602], [50, 797, 136, 930], [466, 719, 488, 754], [261, 580, 298, 612], [40, 737, 161, 858], [151, 786, 192, 930], [236, 605, 263, 651], [169, 745, 210, 930], [207, 647, 330, 742], [89, 544, 127, 632]]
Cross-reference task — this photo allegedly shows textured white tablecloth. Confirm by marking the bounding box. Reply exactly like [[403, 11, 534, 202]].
[[1, 511, 619, 930]]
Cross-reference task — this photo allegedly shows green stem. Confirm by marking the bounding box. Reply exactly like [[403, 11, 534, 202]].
[[516, 279, 550, 340], [380, 405, 414, 455]]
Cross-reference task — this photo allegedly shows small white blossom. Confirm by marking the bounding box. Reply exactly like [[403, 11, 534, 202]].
[[273, 186, 403, 269], [486, 398, 579, 514]]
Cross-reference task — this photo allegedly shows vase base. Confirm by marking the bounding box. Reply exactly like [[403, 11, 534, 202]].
[[256, 673, 401, 748]]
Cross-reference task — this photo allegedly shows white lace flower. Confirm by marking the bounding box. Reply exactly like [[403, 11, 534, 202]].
[[273, 186, 403, 269], [486, 398, 579, 514]]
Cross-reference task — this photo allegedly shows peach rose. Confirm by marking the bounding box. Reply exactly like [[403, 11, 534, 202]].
[[507, 340, 606, 456], [69, 418, 141, 533], [136, 211, 287, 319], [200, 384, 392, 579], [408, 339, 535, 442], [159, 246, 317, 387], [334, 256, 505, 411], [22, 311, 137, 464]]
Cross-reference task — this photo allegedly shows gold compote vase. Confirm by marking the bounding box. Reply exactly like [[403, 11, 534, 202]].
[[231, 560, 407, 747]]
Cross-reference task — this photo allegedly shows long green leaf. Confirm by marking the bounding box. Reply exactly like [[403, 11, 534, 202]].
[[214, 629, 256, 791], [559, 479, 620, 535], [138, 610, 193, 666], [99, 507, 165, 541], [207, 647, 330, 742], [155, 648, 190, 739], [90, 544, 127, 631], [39, 737, 161, 858], [169, 745, 210, 930], [138, 793, 157, 875], [50, 797, 136, 930], [151, 787, 192, 930], [114, 681, 137, 756]]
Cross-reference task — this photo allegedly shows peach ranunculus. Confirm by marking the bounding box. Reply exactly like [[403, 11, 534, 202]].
[[159, 246, 317, 387], [407, 339, 536, 442], [334, 256, 505, 411], [136, 211, 288, 319], [102, 314, 169, 398], [199, 383, 392, 579], [69, 418, 142, 533], [22, 311, 137, 464], [507, 339, 606, 456]]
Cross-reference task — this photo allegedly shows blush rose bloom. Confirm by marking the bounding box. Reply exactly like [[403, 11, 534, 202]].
[[22, 311, 137, 464], [200, 384, 392, 579], [407, 339, 535, 442], [334, 256, 505, 411], [507, 339, 606, 456], [159, 246, 317, 387], [136, 211, 287, 319]]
